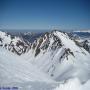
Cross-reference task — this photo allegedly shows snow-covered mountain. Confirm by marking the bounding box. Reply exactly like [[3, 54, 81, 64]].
[[72, 30, 90, 39], [73, 30, 90, 33], [0, 30, 90, 90], [22, 30, 90, 82], [21, 32, 45, 43], [0, 31, 30, 55], [69, 31, 90, 53]]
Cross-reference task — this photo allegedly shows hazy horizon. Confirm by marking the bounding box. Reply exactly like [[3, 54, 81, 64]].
[[0, 29, 90, 33]]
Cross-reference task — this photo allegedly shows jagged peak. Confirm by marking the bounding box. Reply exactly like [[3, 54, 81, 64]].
[[30, 30, 75, 57], [30, 30, 89, 58], [0, 30, 89, 57], [0, 30, 30, 55]]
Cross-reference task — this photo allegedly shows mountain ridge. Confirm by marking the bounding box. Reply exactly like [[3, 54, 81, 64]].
[[0, 30, 90, 90]]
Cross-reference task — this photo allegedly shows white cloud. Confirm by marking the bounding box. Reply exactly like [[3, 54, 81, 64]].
[[54, 78, 90, 90]]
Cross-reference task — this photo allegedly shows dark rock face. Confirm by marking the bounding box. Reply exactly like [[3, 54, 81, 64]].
[[0, 31, 31, 55], [0, 30, 90, 57], [31, 31, 75, 59], [74, 40, 90, 53], [68, 32, 90, 53], [32, 31, 63, 56], [83, 40, 90, 53], [35, 48, 40, 56]]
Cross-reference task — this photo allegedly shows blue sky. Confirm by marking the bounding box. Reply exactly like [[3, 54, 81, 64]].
[[0, 0, 90, 30]]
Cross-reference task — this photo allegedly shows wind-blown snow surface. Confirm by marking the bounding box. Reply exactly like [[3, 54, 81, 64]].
[[0, 30, 90, 90], [0, 47, 58, 90], [54, 78, 90, 90], [22, 31, 90, 81]]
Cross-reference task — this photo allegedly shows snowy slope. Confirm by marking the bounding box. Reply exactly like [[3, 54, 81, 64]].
[[54, 78, 90, 90], [0, 47, 54, 84], [22, 30, 90, 83], [0, 47, 60, 90], [0, 31, 30, 55], [0, 30, 90, 90]]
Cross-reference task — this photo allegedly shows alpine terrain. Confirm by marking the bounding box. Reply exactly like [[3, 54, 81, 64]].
[[0, 30, 90, 90]]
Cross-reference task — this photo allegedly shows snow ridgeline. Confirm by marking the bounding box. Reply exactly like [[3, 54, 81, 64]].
[[0, 31, 30, 55], [73, 30, 90, 33], [0, 30, 90, 90], [54, 78, 90, 90], [22, 30, 90, 82]]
